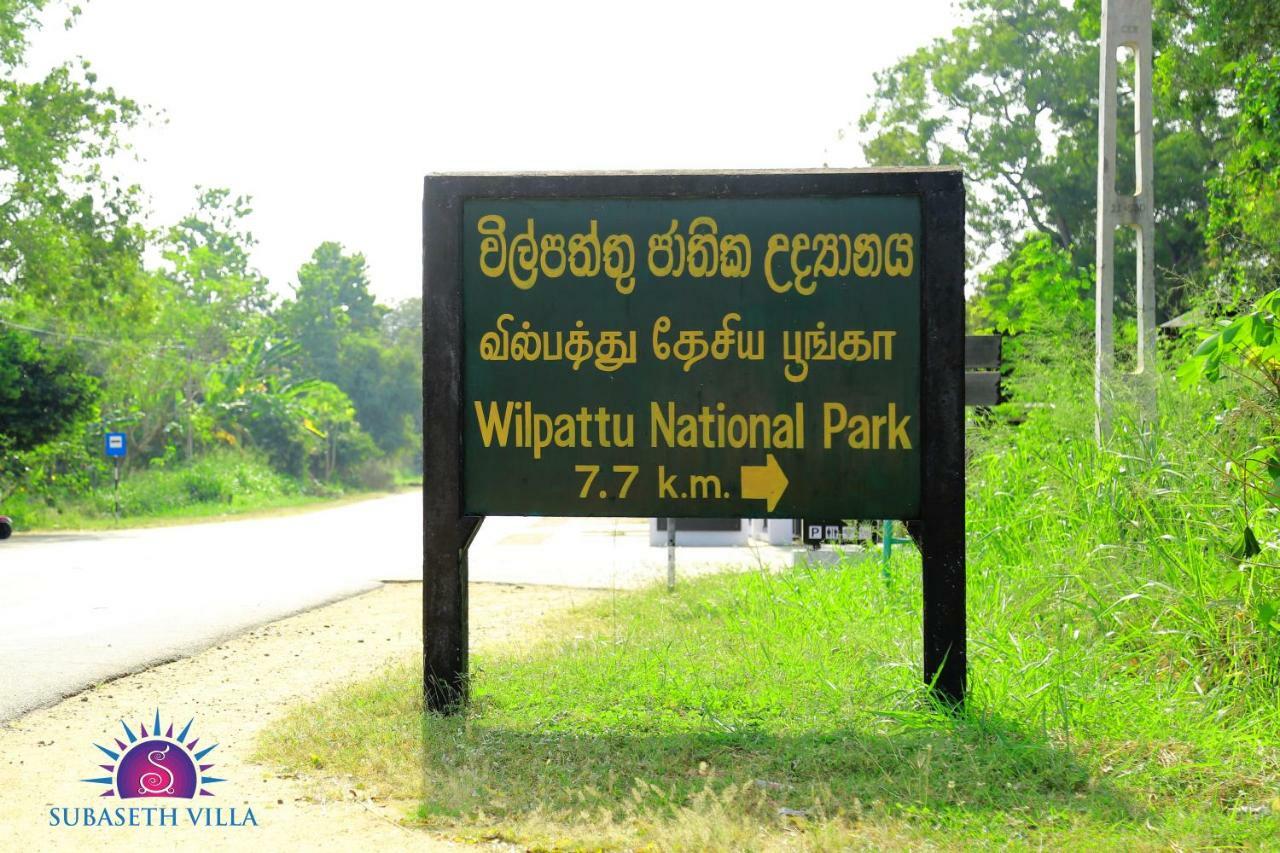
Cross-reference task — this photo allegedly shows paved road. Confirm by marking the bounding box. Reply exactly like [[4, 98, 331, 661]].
[[0, 493, 798, 722], [0, 493, 423, 722]]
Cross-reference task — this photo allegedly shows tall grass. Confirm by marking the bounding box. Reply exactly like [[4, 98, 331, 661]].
[[969, 341, 1280, 729], [2, 450, 310, 529], [259, 345, 1280, 848]]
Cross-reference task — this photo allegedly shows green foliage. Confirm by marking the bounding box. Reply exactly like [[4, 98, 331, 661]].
[[3, 449, 310, 529], [0, 184, 413, 512], [862, 0, 1099, 256], [279, 242, 383, 380], [382, 296, 422, 352], [330, 330, 421, 454], [159, 188, 274, 334], [0, 6, 421, 516], [199, 333, 312, 470], [1179, 286, 1280, 559], [970, 233, 1093, 337], [860, 0, 1235, 319], [967, 234, 1101, 401], [0, 328, 97, 455], [1179, 288, 1280, 388], [0, 0, 146, 326], [1205, 52, 1280, 303], [298, 379, 363, 481], [109, 188, 279, 463], [277, 244, 422, 457], [1162, 1, 1280, 305], [105, 450, 299, 517]]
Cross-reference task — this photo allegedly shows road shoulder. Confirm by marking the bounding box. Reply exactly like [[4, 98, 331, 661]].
[[0, 581, 601, 851]]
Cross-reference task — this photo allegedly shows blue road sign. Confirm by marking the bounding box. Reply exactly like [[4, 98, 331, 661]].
[[105, 432, 128, 458]]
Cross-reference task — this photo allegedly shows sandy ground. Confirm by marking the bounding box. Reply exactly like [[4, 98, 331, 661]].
[[0, 581, 604, 851]]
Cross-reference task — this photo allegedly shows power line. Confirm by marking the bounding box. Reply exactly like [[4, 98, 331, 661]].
[[0, 316, 188, 352]]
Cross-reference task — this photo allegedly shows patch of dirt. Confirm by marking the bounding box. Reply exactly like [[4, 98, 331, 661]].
[[0, 582, 602, 851]]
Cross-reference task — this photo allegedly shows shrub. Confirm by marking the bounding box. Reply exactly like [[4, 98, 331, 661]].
[[103, 450, 300, 517], [350, 458, 396, 491]]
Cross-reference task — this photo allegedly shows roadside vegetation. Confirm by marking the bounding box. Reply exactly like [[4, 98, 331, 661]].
[[0, 2, 422, 528], [255, 356, 1280, 849], [0, 449, 415, 530]]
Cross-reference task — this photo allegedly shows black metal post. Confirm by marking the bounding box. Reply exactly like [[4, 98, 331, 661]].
[[919, 172, 967, 706], [423, 176, 470, 714]]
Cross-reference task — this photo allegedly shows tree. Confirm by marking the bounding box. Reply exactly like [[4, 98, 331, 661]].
[[81, 189, 278, 466], [297, 381, 359, 482], [196, 334, 311, 476], [378, 297, 424, 450], [970, 233, 1093, 338], [277, 245, 420, 456], [154, 188, 275, 459], [0, 329, 97, 493], [0, 2, 140, 500], [1190, 0, 1280, 305], [0, 0, 147, 326], [160, 188, 274, 335], [333, 331, 420, 454], [279, 242, 382, 381], [382, 296, 422, 353], [858, 0, 1225, 319]]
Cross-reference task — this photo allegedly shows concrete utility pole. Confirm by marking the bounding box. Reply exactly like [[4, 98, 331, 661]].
[[1095, 0, 1156, 442]]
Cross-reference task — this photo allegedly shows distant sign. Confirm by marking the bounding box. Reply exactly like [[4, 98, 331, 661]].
[[802, 520, 871, 548], [105, 432, 127, 458], [424, 171, 969, 709]]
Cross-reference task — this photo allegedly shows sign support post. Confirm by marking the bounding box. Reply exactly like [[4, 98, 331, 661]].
[[919, 184, 967, 704], [422, 176, 474, 711], [424, 170, 965, 714], [104, 432, 128, 524]]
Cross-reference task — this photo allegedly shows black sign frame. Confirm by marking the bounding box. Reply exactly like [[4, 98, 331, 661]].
[[423, 170, 965, 712]]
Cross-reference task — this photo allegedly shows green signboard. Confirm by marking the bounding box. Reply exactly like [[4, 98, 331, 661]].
[[424, 171, 967, 711], [461, 196, 922, 518]]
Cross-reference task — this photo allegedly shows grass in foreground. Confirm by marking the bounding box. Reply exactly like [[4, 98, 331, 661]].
[[257, 374, 1280, 849], [257, 563, 1279, 849], [256, 560, 1280, 849]]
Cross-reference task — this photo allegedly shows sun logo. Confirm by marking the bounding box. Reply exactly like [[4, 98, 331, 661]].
[[83, 710, 223, 799]]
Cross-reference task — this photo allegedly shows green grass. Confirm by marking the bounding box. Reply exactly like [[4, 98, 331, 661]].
[[257, 366, 1280, 849], [2, 450, 393, 531]]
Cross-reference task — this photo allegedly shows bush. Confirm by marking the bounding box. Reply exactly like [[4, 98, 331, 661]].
[[969, 364, 1280, 713], [350, 458, 396, 491], [104, 450, 301, 517]]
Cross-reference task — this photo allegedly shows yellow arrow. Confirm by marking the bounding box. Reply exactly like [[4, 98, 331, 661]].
[[740, 454, 788, 512]]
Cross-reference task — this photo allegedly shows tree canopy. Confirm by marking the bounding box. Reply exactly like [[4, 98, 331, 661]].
[[0, 327, 96, 454], [859, 0, 1274, 325], [0, 1, 422, 506]]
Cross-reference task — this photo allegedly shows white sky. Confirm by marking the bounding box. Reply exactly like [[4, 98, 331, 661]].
[[26, 0, 960, 304]]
